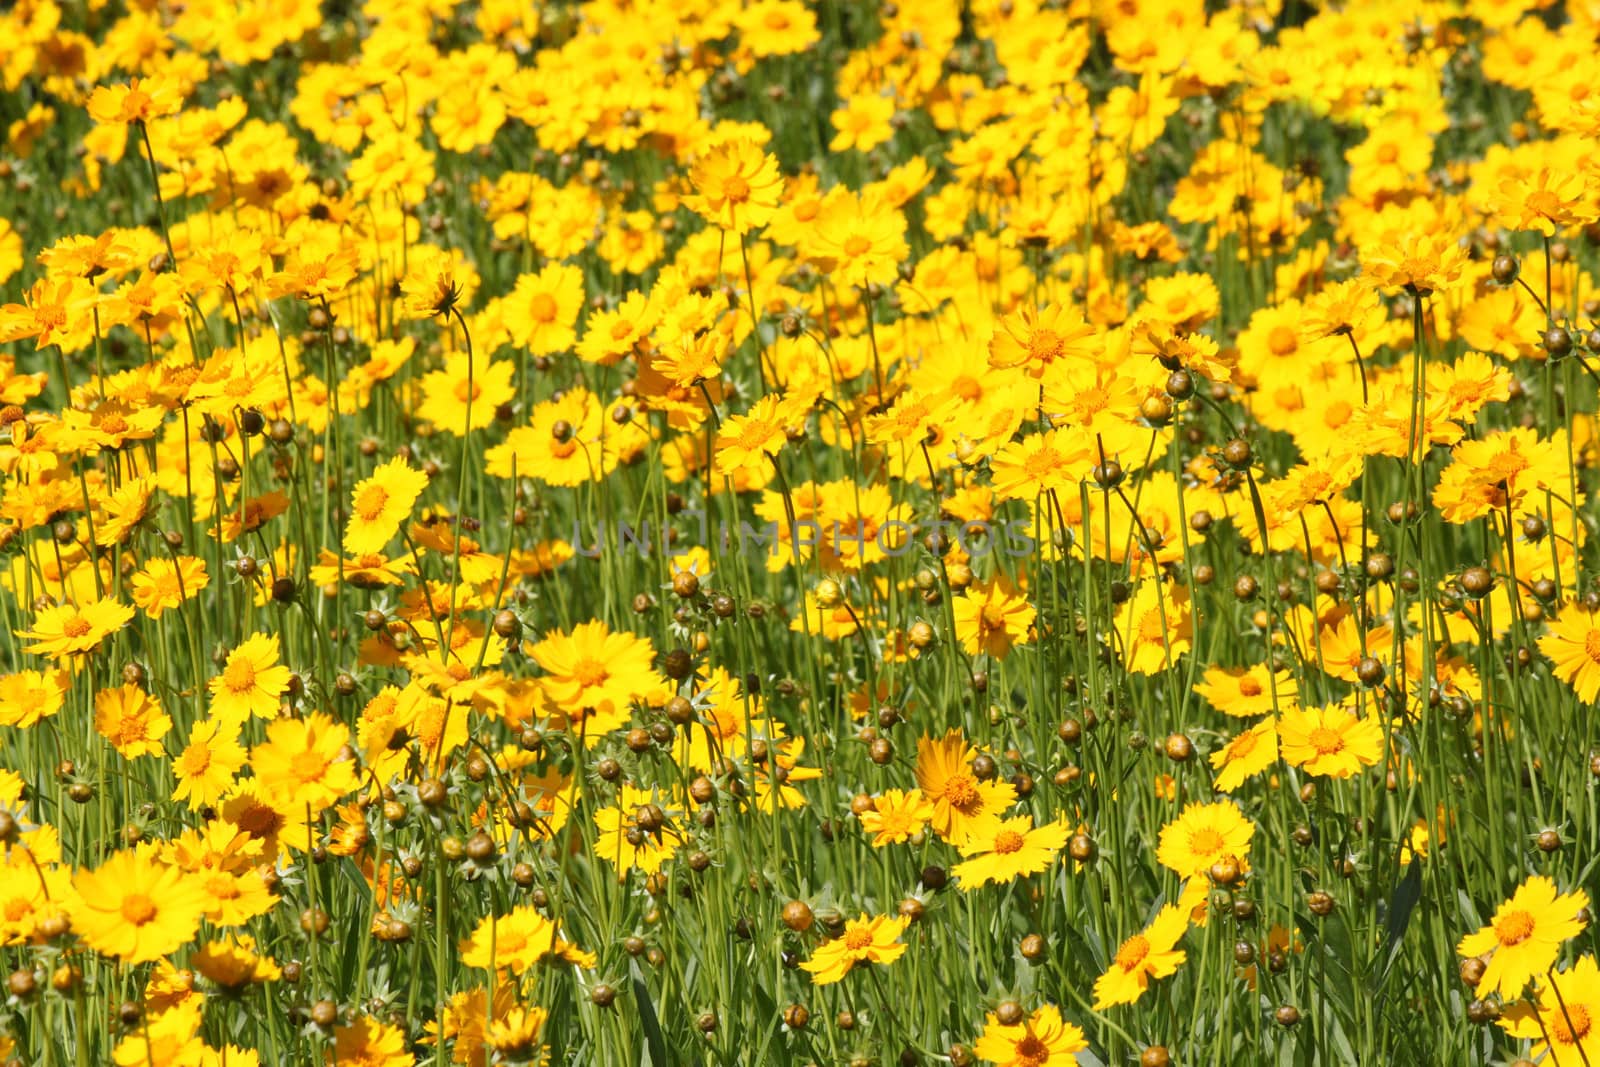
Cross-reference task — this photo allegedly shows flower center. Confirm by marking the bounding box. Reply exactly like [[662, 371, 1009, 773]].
[[1267, 326, 1298, 357], [1114, 933, 1150, 970], [1189, 828, 1225, 856], [1495, 909, 1536, 946], [181, 746, 212, 776], [291, 749, 330, 784], [62, 615, 92, 638], [843, 234, 872, 257], [1308, 726, 1344, 756], [354, 484, 389, 522], [1022, 446, 1063, 478], [1238, 677, 1263, 697], [992, 829, 1026, 854], [723, 176, 751, 203], [737, 420, 776, 452], [528, 293, 558, 323], [1584, 630, 1600, 665], [1014, 1035, 1050, 1067], [223, 656, 257, 694], [572, 658, 608, 688], [843, 927, 874, 951], [1553, 1004, 1592, 1044], [1228, 731, 1259, 758], [942, 773, 979, 810], [121, 894, 158, 926]]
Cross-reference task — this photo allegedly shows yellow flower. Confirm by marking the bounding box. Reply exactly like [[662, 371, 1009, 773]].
[[859, 788, 934, 847], [172, 718, 247, 811], [328, 1016, 414, 1067], [1499, 953, 1600, 1063], [1093, 904, 1189, 1009], [129, 556, 209, 618], [987, 303, 1098, 379], [0, 669, 70, 728], [209, 632, 293, 724], [973, 1003, 1087, 1066], [914, 730, 1018, 844], [1278, 703, 1382, 779], [799, 913, 909, 984], [458, 904, 595, 973], [16, 597, 134, 661], [344, 456, 431, 556], [86, 75, 185, 126], [1539, 602, 1600, 703], [70, 849, 209, 964], [1156, 800, 1255, 878], [685, 140, 784, 234], [1459, 875, 1589, 1000], [952, 576, 1036, 659], [251, 712, 359, 816], [1210, 719, 1278, 793], [528, 620, 661, 742], [1193, 665, 1298, 717], [952, 815, 1071, 891], [93, 685, 172, 760], [829, 92, 896, 153]]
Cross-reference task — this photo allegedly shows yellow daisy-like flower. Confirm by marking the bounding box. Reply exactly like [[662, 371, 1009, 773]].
[[93, 685, 172, 760], [914, 730, 1018, 845], [69, 849, 210, 964], [209, 632, 293, 724], [952, 815, 1072, 891], [799, 913, 909, 985], [1458, 875, 1588, 1000], [1278, 703, 1382, 779], [859, 788, 934, 847], [973, 1003, 1087, 1066], [1539, 602, 1600, 704], [684, 139, 784, 234], [344, 456, 431, 556], [1156, 800, 1255, 878], [15, 598, 134, 661], [1093, 904, 1189, 1009], [0, 668, 70, 728], [171, 718, 248, 811], [1210, 718, 1278, 793]]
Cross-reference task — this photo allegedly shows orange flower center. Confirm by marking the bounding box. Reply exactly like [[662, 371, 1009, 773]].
[[1022, 446, 1064, 478], [1189, 827, 1225, 856], [1228, 730, 1259, 758], [1114, 933, 1150, 970], [100, 414, 128, 435], [1307, 726, 1344, 756], [528, 293, 559, 323], [354, 484, 390, 522], [572, 658, 608, 688], [1014, 1035, 1050, 1066], [737, 420, 776, 452], [843, 234, 872, 257], [942, 773, 980, 810], [1552, 1004, 1592, 1044], [1495, 909, 1536, 946], [291, 749, 330, 784], [180, 745, 212, 776], [1266, 326, 1298, 357], [992, 829, 1026, 854], [1238, 677, 1263, 697], [61, 614, 92, 638], [723, 175, 751, 203], [120, 894, 158, 926], [843, 926, 874, 951], [223, 655, 258, 694], [1584, 630, 1600, 665]]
